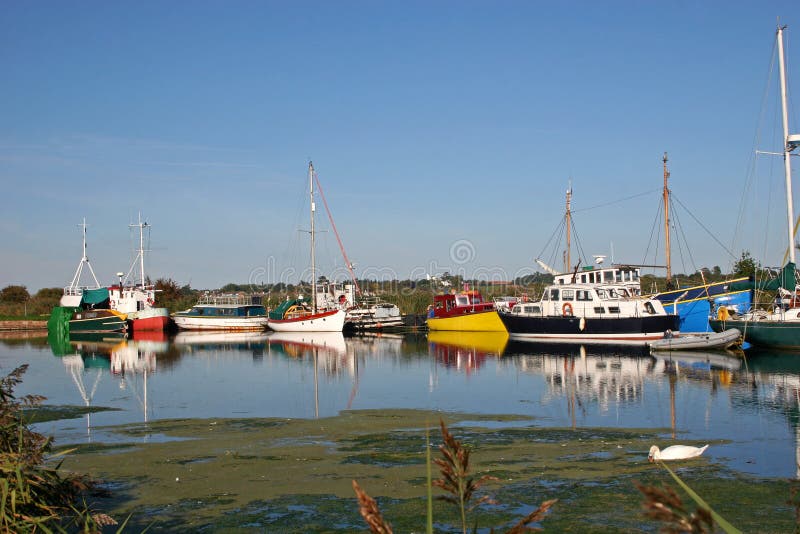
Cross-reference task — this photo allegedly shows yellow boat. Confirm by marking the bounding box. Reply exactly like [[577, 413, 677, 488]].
[[425, 290, 507, 332], [427, 330, 509, 355]]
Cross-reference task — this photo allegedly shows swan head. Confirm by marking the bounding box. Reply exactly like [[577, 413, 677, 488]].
[[648, 445, 660, 462]]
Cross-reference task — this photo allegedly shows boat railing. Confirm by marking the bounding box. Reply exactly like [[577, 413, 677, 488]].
[[62, 286, 93, 296], [197, 294, 262, 306]]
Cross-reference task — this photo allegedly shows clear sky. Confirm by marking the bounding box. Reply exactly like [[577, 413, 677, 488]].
[[1, 1, 799, 292]]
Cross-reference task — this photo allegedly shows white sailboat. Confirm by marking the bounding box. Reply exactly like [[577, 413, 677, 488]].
[[709, 24, 800, 349], [268, 162, 346, 332]]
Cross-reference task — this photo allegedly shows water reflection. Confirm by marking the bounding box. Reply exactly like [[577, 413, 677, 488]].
[[14, 330, 800, 477]]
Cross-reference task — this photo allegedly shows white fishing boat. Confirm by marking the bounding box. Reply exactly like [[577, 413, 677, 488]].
[[107, 214, 171, 332], [267, 162, 346, 332], [649, 328, 742, 352], [173, 294, 269, 331]]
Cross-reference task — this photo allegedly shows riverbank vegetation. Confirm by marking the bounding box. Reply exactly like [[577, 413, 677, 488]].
[[0, 365, 121, 532]]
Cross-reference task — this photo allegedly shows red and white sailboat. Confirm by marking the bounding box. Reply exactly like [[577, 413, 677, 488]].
[[108, 214, 171, 332], [267, 162, 346, 332]]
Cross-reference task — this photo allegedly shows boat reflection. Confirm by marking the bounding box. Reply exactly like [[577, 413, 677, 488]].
[[427, 331, 509, 373]]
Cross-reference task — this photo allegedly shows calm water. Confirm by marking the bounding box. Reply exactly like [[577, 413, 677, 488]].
[[2, 330, 799, 479]]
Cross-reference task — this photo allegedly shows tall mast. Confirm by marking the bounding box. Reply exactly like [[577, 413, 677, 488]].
[[663, 153, 672, 284], [309, 161, 317, 313], [69, 218, 101, 289], [129, 212, 150, 287], [565, 182, 572, 272], [778, 25, 796, 265]]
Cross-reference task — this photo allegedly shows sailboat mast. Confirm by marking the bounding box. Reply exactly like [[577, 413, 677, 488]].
[[309, 162, 317, 313], [663, 153, 672, 284], [778, 25, 796, 265], [565, 183, 572, 272]]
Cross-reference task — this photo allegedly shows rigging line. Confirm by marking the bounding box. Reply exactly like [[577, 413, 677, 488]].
[[672, 199, 698, 275], [671, 194, 738, 261], [536, 218, 566, 265], [733, 36, 778, 252], [313, 172, 361, 295], [572, 188, 661, 214], [569, 215, 588, 269], [641, 198, 663, 270]]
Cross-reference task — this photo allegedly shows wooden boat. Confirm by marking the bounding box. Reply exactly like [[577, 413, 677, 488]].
[[648, 328, 742, 352], [499, 281, 679, 345], [709, 25, 800, 350], [266, 162, 346, 332], [426, 288, 506, 332]]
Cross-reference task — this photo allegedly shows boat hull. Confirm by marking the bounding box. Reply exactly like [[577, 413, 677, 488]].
[[649, 328, 742, 351], [69, 309, 128, 333], [172, 315, 269, 331], [426, 310, 506, 332], [709, 319, 800, 350], [499, 313, 680, 345], [128, 308, 172, 331], [653, 281, 752, 332], [268, 309, 346, 332]]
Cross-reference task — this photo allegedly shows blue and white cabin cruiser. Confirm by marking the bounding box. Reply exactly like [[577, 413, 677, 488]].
[[173, 294, 268, 331]]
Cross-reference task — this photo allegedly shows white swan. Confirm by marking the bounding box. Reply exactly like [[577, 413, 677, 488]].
[[648, 444, 708, 462]]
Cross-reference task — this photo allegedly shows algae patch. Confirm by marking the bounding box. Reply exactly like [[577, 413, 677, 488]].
[[60, 409, 794, 532]]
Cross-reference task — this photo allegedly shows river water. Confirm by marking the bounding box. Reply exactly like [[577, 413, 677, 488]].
[[2, 330, 799, 480]]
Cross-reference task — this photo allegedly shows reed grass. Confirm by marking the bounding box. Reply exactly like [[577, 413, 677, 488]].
[[354, 418, 557, 533], [0, 364, 121, 532]]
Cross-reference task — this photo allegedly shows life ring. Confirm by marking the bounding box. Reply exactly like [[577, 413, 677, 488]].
[[110, 299, 116, 308], [562, 302, 573, 317]]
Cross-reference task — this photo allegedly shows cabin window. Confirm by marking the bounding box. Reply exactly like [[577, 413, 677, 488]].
[[608, 306, 620, 313], [524, 305, 540, 314], [594, 307, 605, 313], [549, 289, 560, 301], [562, 289, 574, 300], [456, 296, 468, 306], [580, 274, 587, 283], [576, 290, 592, 301], [446, 300, 454, 312], [588, 272, 595, 283], [595, 289, 606, 299], [435, 301, 444, 310], [607, 289, 618, 298]]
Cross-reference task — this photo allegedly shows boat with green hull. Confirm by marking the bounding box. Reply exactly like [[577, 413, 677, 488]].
[[47, 219, 128, 336]]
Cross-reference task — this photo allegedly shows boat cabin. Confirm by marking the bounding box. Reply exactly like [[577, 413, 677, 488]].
[[509, 283, 666, 319], [554, 265, 641, 296], [430, 290, 496, 319]]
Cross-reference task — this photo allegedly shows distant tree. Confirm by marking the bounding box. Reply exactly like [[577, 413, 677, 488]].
[[155, 278, 182, 301], [34, 288, 63, 301], [0, 285, 30, 303], [712, 266, 721, 276], [732, 251, 759, 278]]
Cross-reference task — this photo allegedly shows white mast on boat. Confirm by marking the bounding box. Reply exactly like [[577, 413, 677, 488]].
[[778, 24, 798, 266], [662, 152, 672, 285], [124, 212, 150, 288], [309, 161, 317, 314], [69, 218, 101, 290]]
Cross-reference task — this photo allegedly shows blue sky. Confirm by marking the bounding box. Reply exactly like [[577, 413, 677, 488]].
[[1, 1, 798, 292]]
